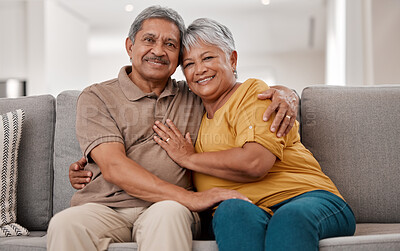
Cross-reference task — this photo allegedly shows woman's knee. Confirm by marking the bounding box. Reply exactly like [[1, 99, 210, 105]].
[[215, 199, 254, 217], [212, 200, 268, 251], [272, 202, 316, 228], [214, 199, 266, 226]]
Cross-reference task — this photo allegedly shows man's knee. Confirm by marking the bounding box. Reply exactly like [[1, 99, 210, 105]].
[[134, 200, 195, 241], [147, 200, 192, 222], [48, 209, 75, 233], [134, 201, 195, 251], [135, 200, 195, 236]]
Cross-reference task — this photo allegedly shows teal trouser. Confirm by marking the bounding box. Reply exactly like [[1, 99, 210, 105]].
[[212, 190, 356, 251]]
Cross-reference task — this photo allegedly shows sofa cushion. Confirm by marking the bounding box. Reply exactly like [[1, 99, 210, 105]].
[[0, 95, 55, 231], [53, 91, 82, 215], [319, 233, 400, 251], [0, 235, 46, 251], [301, 85, 400, 223], [107, 241, 219, 251], [355, 223, 400, 236]]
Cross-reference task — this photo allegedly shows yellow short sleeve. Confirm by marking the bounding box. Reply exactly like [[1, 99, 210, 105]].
[[234, 80, 285, 160]]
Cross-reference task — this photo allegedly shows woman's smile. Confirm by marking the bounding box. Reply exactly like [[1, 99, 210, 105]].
[[196, 76, 215, 85]]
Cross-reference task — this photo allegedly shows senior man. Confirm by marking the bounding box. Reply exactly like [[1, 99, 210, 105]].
[[48, 5, 299, 251]]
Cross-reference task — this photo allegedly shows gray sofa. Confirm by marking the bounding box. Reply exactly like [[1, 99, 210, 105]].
[[0, 85, 399, 250]]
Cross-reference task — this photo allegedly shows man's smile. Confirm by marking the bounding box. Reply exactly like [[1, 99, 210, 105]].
[[144, 56, 169, 66]]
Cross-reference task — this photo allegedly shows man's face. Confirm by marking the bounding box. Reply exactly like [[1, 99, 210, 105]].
[[127, 18, 180, 83]]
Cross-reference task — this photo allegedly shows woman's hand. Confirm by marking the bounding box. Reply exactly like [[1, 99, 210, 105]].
[[153, 119, 195, 168]]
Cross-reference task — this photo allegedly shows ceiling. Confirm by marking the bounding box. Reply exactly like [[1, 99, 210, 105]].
[[55, 0, 327, 55]]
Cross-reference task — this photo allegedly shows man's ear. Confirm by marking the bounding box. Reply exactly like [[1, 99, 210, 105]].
[[125, 37, 134, 57], [230, 50, 238, 69]]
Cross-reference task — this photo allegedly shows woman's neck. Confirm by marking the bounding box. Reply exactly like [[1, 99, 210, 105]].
[[203, 82, 241, 119]]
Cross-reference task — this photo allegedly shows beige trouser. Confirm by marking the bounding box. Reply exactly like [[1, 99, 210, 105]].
[[47, 201, 200, 251]]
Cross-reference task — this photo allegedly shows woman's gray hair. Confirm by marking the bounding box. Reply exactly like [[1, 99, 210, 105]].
[[128, 6, 185, 46], [182, 18, 236, 62]]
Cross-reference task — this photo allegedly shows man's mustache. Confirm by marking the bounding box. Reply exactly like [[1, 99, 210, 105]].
[[144, 56, 169, 65]]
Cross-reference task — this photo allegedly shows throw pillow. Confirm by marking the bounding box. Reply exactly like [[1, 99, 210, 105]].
[[0, 109, 29, 237]]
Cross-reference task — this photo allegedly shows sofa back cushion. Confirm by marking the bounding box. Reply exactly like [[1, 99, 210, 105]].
[[53, 91, 82, 215], [0, 95, 55, 231], [301, 85, 400, 223]]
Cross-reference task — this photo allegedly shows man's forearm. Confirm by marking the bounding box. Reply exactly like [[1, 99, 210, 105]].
[[91, 142, 193, 205], [115, 159, 192, 203], [270, 85, 300, 100]]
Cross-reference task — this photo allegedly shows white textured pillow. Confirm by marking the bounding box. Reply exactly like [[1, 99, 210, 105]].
[[0, 109, 29, 237]]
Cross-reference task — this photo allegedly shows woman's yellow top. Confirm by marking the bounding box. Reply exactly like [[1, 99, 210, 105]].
[[193, 79, 342, 214]]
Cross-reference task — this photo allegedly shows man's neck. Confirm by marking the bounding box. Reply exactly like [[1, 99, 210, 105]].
[[128, 72, 169, 97]]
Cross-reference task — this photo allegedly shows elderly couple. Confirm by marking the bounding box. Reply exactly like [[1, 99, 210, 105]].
[[47, 5, 355, 251]]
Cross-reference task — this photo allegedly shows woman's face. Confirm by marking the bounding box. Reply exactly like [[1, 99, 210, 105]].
[[182, 41, 237, 102]]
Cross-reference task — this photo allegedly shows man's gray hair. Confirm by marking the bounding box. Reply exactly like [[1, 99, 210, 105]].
[[182, 18, 236, 61], [128, 5, 185, 46]]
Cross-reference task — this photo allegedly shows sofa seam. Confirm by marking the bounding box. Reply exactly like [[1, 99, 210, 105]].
[[46, 96, 56, 225], [321, 239, 400, 248]]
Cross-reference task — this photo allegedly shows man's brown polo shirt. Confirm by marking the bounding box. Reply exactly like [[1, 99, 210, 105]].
[[71, 66, 204, 208]]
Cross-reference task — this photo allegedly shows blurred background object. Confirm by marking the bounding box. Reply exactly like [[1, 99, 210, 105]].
[[0, 79, 26, 98]]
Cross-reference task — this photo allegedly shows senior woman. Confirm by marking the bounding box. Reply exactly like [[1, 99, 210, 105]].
[[153, 18, 356, 251]]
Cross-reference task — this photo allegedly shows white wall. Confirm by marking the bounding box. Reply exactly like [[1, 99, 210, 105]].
[[88, 31, 127, 85], [325, 0, 400, 86], [0, 0, 90, 96], [372, 0, 400, 85], [26, 0, 46, 95], [238, 51, 325, 95], [44, 1, 89, 95], [0, 1, 26, 80]]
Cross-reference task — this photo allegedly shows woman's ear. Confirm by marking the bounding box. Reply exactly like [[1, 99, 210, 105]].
[[230, 50, 238, 69]]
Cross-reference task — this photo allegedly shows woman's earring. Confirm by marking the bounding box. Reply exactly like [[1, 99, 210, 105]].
[[233, 69, 238, 79], [130, 58, 132, 63]]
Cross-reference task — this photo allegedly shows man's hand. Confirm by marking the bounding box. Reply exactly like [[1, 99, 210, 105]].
[[69, 157, 92, 189], [258, 86, 299, 137], [184, 188, 252, 212]]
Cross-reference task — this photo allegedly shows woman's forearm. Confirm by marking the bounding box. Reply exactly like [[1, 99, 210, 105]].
[[152, 121, 276, 183], [185, 143, 276, 183]]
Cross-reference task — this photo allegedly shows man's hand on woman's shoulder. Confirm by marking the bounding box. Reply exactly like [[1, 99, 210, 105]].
[[258, 85, 299, 138]]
